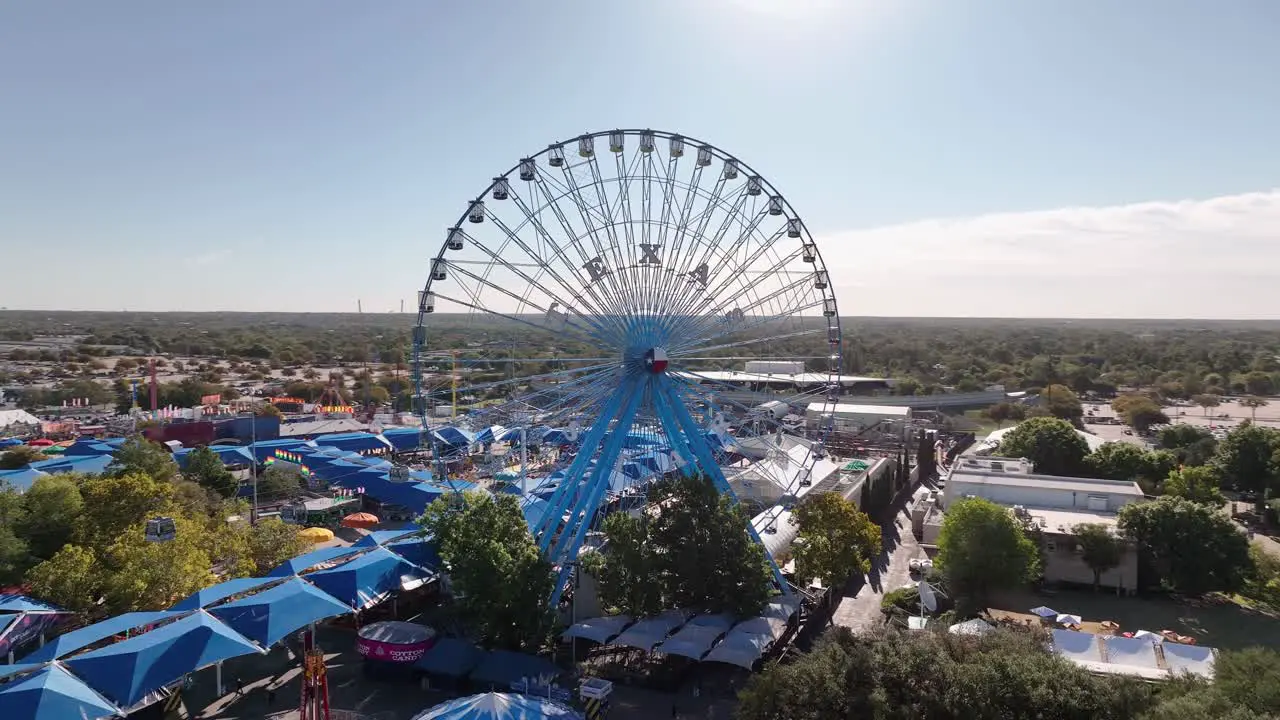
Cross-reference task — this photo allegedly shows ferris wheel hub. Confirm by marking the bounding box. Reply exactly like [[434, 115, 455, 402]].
[[644, 347, 669, 374]]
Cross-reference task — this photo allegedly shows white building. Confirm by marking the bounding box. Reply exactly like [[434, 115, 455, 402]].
[[918, 456, 1146, 593], [805, 402, 911, 433]]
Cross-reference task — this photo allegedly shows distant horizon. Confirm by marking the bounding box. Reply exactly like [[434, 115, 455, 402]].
[[3, 309, 1280, 324]]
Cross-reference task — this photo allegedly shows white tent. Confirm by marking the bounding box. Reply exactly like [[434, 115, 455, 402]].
[[1103, 636, 1160, 670], [1051, 629, 1103, 662], [703, 630, 772, 669], [561, 615, 632, 645], [653, 615, 734, 660], [1164, 643, 1216, 679], [609, 609, 689, 652]]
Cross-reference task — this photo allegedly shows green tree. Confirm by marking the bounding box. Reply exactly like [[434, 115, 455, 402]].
[[1243, 372, 1275, 398], [14, 475, 83, 561], [107, 436, 177, 482], [1111, 394, 1169, 432], [246, 517, 309, 575], [586, 512, 665, 618], [77, 471, 175, 550], [1241, 396, 1270, 421], [1072, 523, 1124, 592], [646, 475, 774, 618], [1085, 442, 1172, 485], [258, 403, 283, 419], [256, 465, 304, 500], [0, 483, 31, 585], [793, 493, 881, 590], [1158, 425, 1218, 467], [418, 492, 553, 651], [24, 545, 101, 613], [1164, 465, 1226, 505], [935, 497, 1040, 606], [1040, 383, 1083, 421], [1212, 424, 1280, 512], [1193, 393, 1222, 417], [1118, 496, 1251, 595], [184, 446, 237, 498], [997, 416, 1090, 476], [101, 516, 216, 612], [0, 445, 45, 469]]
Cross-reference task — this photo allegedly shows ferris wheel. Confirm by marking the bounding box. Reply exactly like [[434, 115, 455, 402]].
[[412, 129, 842, 604]]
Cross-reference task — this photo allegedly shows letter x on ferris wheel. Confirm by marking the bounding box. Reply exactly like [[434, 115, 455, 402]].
[[412, 129, 842, 605]]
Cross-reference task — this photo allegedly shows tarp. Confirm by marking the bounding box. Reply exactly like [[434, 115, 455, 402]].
[[0, 438, 23, 448], [610, 610, 689, 652], [266, 546, 363, 577], [385, 537, 442, 571], [561, 615, 633, 645], [468, 650, 563, 689], [1103, 635, 1159, 669], [703, 630, 771, 669], [21, 611, 188, 663], [1163, 643, 1215, 678], [209, 577, 352, 647], [170, 577, 283, 611], [0, 595, 64, 614], [948, 618, 993, 636], [0, 467, 47, 492], [304, 546, 427, 610], [414, 637, 486, 678], [0, 664, 122, 720], [381, 427, 425, 452], [63, 611, 262, 707], [1051, 629, 1101, 662], [411, 692, 582, 720]]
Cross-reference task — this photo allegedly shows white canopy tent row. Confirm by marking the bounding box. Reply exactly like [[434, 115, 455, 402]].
[[561, 596, 803, 670], [1049, 629, 1216, 680]]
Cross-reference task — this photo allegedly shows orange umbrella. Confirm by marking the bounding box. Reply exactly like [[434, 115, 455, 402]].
[[340, 512, 380, 529]]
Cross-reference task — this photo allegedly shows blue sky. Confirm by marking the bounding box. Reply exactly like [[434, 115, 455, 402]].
[[2, 0, 1277, 317]]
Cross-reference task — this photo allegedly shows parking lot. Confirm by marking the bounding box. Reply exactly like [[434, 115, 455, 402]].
[[1082, 396, 1280, 446]]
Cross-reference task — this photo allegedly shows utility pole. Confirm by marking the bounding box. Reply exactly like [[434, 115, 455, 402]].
[[250, 412, 259, 524]]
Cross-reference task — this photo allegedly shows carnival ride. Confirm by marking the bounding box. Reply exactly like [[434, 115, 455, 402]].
[[411, 129, 842, 606]]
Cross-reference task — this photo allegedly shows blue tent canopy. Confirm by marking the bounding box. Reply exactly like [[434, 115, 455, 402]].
[[432, 427, 475, 447], [413, 637, 485, 678], [473, 426, 507, 444], [265, 546, 363, 578], [353, 528, 421, 548], [0, 664, 44, 682], [247, 439, 314, 463], [0, 614, 13, 635], [21, 610, 188, 663], [172, 446, 255, 470], [64, 611, 262, 707], [0, 438, 23, 448], [62, 441, 116, 457], [412, 692, 582, 720], [208, 577, 352, 647], [520, 498, 550, 531], [312, 432, 394, 454], [305, 547, 427, 610], [169, 576, 283, 611], [0, 595, 64, 615], [468, 650, 565, 689], [540, 429, 578, 446], [385, 536, 441, 571], [0, 664, 122, 720], [0, 467, 46, 492], [28, 454, 114, 476], [381, 427, 424, 452]]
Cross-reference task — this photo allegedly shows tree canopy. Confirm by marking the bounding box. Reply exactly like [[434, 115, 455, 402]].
[[1118, 496, 1252, 595], [418, 491, 553, 651], [1072, 523, 1125, 592], [184, 446, 237, 498], [997, 416, 1090, 476], [1211, 424, 1280, 509], [792, 492, 881, 590], [935, 497, 1040, 606]]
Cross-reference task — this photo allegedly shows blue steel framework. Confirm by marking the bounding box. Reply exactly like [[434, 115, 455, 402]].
[[412, 129, 842, 606]]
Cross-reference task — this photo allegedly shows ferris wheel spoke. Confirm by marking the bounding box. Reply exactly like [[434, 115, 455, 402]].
[[672, 326, 827, 358], [677, 295, 826, 357], [439, 263, 613, 349]]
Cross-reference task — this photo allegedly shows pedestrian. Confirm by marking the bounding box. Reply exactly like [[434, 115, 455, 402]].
[[235, 677, 244, 696]]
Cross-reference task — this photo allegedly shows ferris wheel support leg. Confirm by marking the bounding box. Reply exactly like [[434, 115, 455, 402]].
[[547, 380, 646, 608], [535, 378, 634, 549], [655, 380, 791, 595]]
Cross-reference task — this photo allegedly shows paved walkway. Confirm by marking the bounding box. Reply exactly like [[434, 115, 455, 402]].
[[830, 496, 923, 631]]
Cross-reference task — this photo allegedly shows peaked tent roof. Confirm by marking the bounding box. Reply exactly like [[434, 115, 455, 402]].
[[21, 610, 187, 663], [381, 427, 424, 452], [169, 576, 283, 611], [0, 664, 45, 682], [0, 595, 65, 615], [63, 611, 262, 707], [353, 528, 422, 548], [208, 577, 352, 647], [265, 546, 363, 577], [413, 637, 486, 679], [0, 467, 47, 493], [411, 692, 582, 720], [304, 546, 427, 610], [0, 663, 122, 720], [311, 432, 394, 454]]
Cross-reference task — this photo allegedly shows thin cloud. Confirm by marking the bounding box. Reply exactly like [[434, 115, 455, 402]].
[[816, 189, 1280, 319]]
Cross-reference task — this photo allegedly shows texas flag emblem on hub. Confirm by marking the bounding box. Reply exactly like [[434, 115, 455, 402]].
[[645, 347, 669, 374]]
